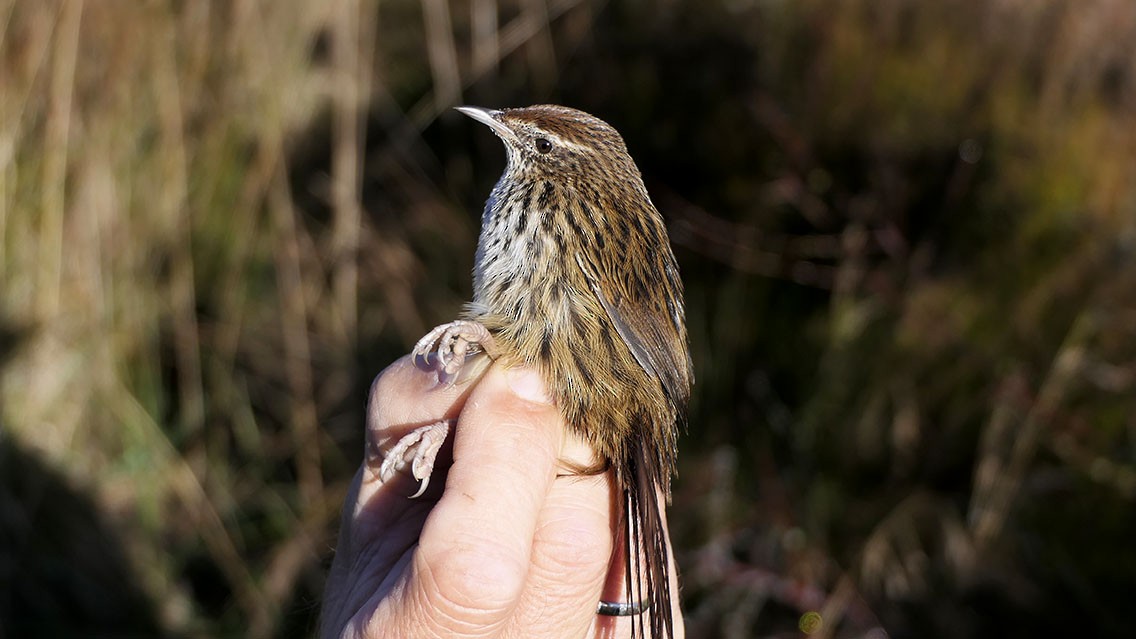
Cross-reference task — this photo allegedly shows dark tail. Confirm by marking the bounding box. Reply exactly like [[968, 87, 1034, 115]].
[[622, 436, 673, 639]]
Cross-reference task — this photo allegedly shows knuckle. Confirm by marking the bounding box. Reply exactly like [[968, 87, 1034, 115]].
[[419, 537, 527, 621], [532, 506, 611, 578]]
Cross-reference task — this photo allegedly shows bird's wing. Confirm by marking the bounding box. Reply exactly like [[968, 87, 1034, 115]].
[[575, 252, 692, 409]]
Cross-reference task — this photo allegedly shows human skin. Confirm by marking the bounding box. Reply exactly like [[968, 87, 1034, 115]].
[[320, 356, 683, 639]]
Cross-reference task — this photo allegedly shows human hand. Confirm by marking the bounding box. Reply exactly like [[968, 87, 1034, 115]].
[[320, 356, 682, 638]]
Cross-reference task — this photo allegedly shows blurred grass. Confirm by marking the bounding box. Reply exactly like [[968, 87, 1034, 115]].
[[2, 0, 1135, 638]]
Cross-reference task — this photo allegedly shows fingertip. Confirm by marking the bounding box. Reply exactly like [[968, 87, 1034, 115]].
[[366, 355, 474, 441], [368, 355, 437, 413], [504, 366, 554, 404]]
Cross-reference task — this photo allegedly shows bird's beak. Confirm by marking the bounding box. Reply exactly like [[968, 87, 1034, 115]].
[[455, 106, 515, 141]]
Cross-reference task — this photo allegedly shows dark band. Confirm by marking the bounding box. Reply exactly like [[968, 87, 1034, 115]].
[[596, 599, 651, 616]]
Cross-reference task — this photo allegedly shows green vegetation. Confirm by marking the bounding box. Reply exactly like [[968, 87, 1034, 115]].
[[2, 0, 1134, 637]]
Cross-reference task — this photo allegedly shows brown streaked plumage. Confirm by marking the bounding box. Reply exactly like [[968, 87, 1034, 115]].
[[388, 104, 692, 638]]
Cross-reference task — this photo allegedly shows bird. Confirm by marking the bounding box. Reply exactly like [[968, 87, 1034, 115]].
[[381, 104, 692, 638]]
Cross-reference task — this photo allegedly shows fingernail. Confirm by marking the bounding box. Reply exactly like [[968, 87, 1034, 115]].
[[506, 367, 553, 404]]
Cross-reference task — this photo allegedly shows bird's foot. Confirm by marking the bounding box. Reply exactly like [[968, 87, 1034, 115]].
[[413, 320, 500, 380], [378, 419, 453, 498]]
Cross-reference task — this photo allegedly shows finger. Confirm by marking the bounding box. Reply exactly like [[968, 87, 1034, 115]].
[[504, 429, 614, 638], [328, 356, 481, 639], [344, 355, 474, 598], [360, 355, 476, 502], [405, 364, 566, 636]]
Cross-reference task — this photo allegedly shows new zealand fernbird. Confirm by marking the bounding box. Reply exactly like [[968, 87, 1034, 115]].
[[381, 104, 692, 638]]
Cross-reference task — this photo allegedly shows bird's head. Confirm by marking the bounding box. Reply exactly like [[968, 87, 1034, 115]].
[[456, 104, 639, 184]]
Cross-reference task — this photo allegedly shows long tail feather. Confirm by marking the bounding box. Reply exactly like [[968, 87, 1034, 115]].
[[623, 437, 673, 639]]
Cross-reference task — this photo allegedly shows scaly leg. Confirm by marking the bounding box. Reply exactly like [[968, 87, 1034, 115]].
[[379, 419, 452, 498], [412, 320, 500, 379]]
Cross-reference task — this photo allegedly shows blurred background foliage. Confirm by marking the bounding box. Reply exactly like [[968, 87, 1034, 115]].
[[2, 0, 1135, 637]]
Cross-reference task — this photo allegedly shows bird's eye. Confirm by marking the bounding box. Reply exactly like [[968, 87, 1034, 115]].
[[534, 137, 553, 154]]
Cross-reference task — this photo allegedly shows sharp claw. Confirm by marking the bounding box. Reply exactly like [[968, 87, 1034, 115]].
[[378, 456, 397, 483], [414, 320, 498, 381], [411, 445, 435, 480], [409, 476, 430, 499], [440, 329, 454, 366], [377, 419, 452, 497]]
